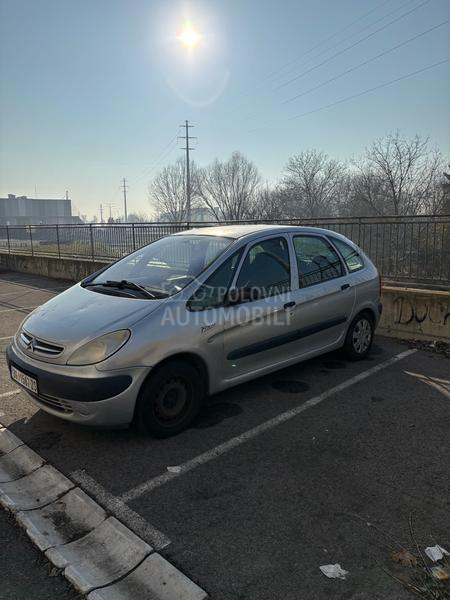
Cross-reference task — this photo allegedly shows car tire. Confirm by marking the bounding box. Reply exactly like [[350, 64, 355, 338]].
[[135, 360, 204, 438], [342, 312, 374, 361]]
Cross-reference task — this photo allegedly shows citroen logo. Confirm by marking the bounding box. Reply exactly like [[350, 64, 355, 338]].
[[26, 337, 35, 351]]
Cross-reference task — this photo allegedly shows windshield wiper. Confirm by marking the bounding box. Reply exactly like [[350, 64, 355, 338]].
[[103, 280, 158, 298], [84, 279, 157, 299]]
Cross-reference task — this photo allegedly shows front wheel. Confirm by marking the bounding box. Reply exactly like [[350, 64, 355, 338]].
[[343, 313, 374, 360], [135, 360, 204, 437]]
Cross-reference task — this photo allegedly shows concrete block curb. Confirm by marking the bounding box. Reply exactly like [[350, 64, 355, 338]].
[[0, 464, 74, 511], [0, 423, 209, 600], [0, 443, 44, 482], [45, 516, 152, 593], [16, 487, 107, 551], [0, 426, 23, 456], [87, 553, 209, 600]]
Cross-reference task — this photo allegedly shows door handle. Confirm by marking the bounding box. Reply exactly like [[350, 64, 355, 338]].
[[341, 283, 350, 291], [284, 301, 296, 309]]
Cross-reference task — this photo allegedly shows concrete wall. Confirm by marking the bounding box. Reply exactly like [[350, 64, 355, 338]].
[[1, 253, 449, 342], [0, 253, 108, 282], [378, 286, 450, 342]]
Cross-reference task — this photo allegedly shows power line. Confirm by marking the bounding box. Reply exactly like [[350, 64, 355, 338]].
[[283, 17, 450, 104], [131, 135, 179, 186], [275, 0, 431, 91], [179, 120, 196, 222], [262, 0, 394, 83], [289, 57, 450, 120]]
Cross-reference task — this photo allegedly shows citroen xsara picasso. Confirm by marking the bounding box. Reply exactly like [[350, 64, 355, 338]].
[[7, 225, 382, 437]]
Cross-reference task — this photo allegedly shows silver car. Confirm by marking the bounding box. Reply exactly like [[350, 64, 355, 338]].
[[7, 225, 382, 437]]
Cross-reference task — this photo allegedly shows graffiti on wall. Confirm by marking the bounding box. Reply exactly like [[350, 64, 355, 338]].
[[393, 295, 450, 327]]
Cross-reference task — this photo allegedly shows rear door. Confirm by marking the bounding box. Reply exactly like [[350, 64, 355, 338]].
[[289, 233, 356, 354]]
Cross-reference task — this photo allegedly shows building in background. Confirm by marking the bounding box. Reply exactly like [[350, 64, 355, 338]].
[[0, 194, 81, 225]]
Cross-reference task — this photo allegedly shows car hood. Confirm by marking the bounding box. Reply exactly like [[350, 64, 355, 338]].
[[21, 283, 164, 358]]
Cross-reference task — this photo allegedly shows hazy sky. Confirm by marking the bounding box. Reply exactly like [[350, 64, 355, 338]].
[[1, 0, 449, 219]]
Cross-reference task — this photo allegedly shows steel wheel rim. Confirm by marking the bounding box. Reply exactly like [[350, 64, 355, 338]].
[[154, 378, 190, 423], [352, 318, 372, 354]]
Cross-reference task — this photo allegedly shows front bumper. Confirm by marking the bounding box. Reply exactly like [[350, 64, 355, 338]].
[[6, 342, 150, 427]]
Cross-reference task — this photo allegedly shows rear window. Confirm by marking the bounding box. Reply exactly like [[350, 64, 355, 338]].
[[332, 238, 364, 273]]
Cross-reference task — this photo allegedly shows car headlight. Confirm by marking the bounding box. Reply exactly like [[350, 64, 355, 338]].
[[67, 330, 130, 366]]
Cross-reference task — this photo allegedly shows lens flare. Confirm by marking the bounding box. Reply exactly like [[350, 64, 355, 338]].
[[178, 20, 200, 49]]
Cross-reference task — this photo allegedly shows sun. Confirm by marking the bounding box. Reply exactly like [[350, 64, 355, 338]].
[[178, 21, 201, 49]]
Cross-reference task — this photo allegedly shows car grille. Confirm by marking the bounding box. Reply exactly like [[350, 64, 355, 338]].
[[20, 331, 64, 357], [31, 392, 73, 414]]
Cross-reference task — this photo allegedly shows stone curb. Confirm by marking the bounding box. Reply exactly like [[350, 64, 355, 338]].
[[46, 516, 152, 593], [0, 443, 44, 483], [0, 425, 209, 599], [16, 487, 107, 551], [87, 552, 209, 600], [0, 464, 74, 511], [0, 426, 24, 455]]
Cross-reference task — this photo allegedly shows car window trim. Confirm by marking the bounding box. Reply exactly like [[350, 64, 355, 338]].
[[231, 233, 293, 300], [327, 236, 365, 273], [292, 233, 346, 289]]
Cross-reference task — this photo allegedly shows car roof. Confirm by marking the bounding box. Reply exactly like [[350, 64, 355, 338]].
[[174, 223, 341, 240]]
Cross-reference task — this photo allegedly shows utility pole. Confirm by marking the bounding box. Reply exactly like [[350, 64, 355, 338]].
[[179, 120, 196, 221], [65, 190, 69, 201], [99, 204, 104, 223], [121, 178, 128, 222]]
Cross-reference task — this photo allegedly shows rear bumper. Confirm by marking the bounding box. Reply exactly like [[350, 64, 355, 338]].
[[6, 342, 149, 427]]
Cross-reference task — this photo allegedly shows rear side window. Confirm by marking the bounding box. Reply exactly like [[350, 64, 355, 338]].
[[293, 235, 343, 287], [332, 238, 364, 272], [187, 250, 243, 311]]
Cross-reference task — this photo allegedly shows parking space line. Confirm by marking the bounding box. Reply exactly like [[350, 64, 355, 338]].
[[0, 390, 20, 399], [0, 306, 37, 314], [0, 336, 13, 341], [70, 469, 171, 550], [120, 349, 417, 503]]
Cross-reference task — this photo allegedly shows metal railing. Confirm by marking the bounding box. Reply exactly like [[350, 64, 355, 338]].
[[0, 215, 449, 288]]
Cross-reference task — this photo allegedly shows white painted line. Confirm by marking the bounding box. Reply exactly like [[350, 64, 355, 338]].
[[0, 336, 13, 341], [0, 426, 24, 455], [0, 464, 74, 511], [121, 349, 417, 502], [16, 487, 107, 551], [88, 552, 208, 600], [70, 469, 171, 551], [0, 390, 20, 399], [0, 444, 44, 482], [45, 516, 152, 594], [0, 306, 37, 313]]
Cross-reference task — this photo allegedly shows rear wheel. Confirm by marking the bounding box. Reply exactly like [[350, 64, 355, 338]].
[[135, 360, 204, 437], [343, 313, 374, 360]]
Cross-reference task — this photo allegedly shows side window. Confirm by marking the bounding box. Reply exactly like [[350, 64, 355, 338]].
[[332, 238, 364, 273], [293, 235, 343, 288], [235, 237, 290, 299], [187, 250, 243, 311]]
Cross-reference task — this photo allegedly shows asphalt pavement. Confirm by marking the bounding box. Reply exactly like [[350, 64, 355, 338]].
[[0, 269, 449, 600]]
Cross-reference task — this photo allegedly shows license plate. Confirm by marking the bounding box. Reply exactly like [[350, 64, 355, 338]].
[[11, 365, 38, 394]]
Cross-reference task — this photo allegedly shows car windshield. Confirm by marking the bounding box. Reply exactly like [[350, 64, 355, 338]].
[[89, 235, 233, 296]]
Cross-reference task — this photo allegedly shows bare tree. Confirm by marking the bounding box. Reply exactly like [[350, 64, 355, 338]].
[[149, 158, 200, 222], [280, 150, 345, 218], [352, 132, 447, 215], [198, 151, 261, 220]]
